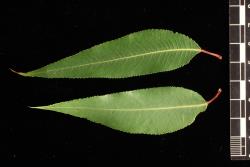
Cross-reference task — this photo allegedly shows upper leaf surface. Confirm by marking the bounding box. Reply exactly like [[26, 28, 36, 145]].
[[21, 29, 201, 78]]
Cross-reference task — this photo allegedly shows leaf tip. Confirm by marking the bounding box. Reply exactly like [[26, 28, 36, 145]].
[[9, 68, 31, 77], [29, 106, 47, 110]]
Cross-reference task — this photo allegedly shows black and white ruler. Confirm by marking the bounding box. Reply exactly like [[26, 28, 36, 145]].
[[229, 0, 250, 160]]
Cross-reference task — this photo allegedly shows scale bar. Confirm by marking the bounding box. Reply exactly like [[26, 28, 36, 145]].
[[230, 0, 249, 160]]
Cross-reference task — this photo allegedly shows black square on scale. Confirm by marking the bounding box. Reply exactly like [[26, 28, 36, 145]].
[[230, 119, 240, 136], [230, 26, 240, 43], [230, 44, 240, 61], [230, 82, 240, 99], [230, 63, 240, 80], [230, 7, 239, 24], [230, 0, 240, 5], [230, 100, 240, 117]]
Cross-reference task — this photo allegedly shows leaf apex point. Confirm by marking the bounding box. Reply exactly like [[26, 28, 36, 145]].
[[29, 106, 46, 110], [9, 68, 30, 77]]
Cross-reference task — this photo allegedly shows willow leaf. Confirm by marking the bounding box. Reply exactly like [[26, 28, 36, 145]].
[[31, 87, 221, 135], [15, 29, 221, 78]]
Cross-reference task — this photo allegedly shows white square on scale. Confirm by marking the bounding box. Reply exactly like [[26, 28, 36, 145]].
[[240, 43, 245, 63], [240, 118, 246, 137], [240, 80, 246, 100], [240, 6, 245, 25]]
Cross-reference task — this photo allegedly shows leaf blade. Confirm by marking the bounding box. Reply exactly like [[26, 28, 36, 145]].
[[33, 87, 208, 135], [20, 29, 201, 78]]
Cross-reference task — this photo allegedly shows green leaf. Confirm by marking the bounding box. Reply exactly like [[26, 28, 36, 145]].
[[15, 29, 221, 78], [31, 87, 221, 135]]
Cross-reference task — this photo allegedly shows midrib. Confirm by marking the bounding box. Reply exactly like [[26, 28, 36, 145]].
[[32, 48, 200, 74], [37, 102, 207, 111]]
